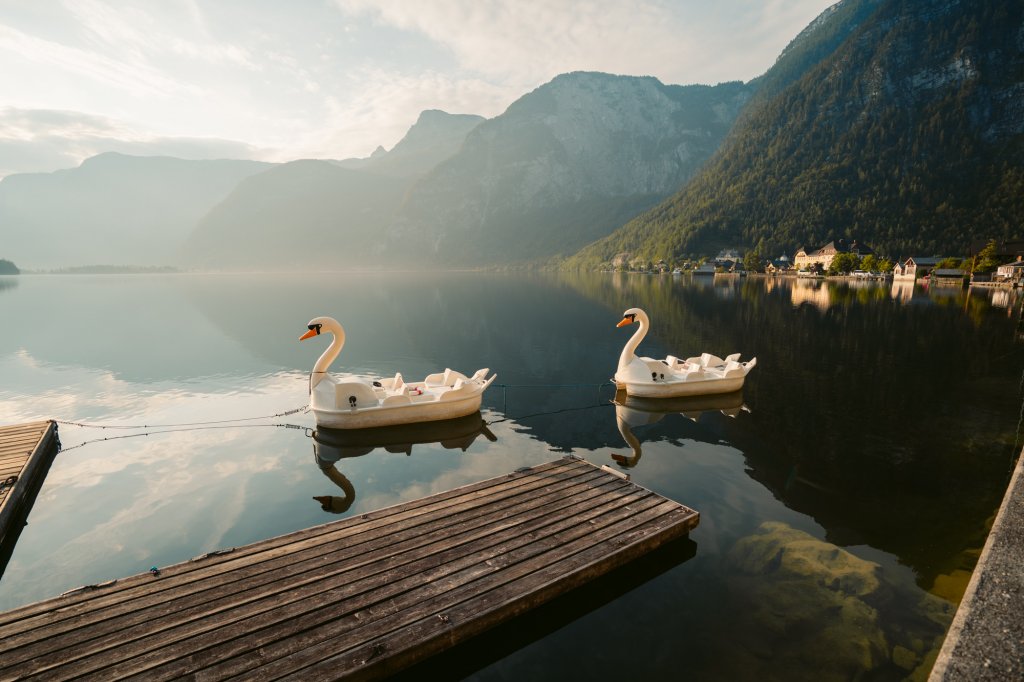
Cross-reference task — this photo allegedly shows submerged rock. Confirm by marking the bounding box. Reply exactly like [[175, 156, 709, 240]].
[[722, 521, 890, 679]]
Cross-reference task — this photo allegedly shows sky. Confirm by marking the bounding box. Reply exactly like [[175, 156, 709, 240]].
[[0, 0, 836, 177]]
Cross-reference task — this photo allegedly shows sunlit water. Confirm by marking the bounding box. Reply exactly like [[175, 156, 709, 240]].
[[1, 272, 1022, 680]]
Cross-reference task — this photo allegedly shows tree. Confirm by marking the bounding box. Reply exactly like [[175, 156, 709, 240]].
[[743, 250, 764, 273], [877, 257, 894, 272], [936, 256, 961, 269], [972, 239, 1001, 273], [860, 254, 878, 272], [828, 252, 860, 275], [0, 259, 19, 275]]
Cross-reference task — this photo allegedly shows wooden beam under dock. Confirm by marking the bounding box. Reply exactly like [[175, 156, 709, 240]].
[[0, 455, 699, 680]]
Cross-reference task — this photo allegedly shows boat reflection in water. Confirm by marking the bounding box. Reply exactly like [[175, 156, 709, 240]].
[[611, 389, 748, 468], [310, 412, 497, 513]]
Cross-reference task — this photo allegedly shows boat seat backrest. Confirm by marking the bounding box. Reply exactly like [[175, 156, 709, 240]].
[[701, 353, 725, 368]]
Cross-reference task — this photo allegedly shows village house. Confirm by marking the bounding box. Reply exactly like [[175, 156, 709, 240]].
[[893, 257, 943, 281], [996, 257, 1024, 283], [715, 249, 741, 264], [794, 239, 874, 270], [766, 254, 793, 275]]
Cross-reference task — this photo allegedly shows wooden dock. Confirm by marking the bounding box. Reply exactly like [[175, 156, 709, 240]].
[[0, 420, 59, 570], [0, 456, 698, 680]]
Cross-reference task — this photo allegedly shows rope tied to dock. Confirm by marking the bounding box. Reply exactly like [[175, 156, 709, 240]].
[[55, 404, 310, 430]]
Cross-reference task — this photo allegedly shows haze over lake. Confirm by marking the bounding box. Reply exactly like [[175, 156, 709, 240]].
[[1, 271, 1021, 680]]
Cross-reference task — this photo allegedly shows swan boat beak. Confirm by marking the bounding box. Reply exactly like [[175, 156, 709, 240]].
[[300, 323, 322, 341], [616, 315, 636, 328]]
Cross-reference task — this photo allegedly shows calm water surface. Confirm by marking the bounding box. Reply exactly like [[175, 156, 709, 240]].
[[1, 272, 1022, 681]]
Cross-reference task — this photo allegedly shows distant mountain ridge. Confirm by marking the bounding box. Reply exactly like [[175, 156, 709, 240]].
[[0, 153, 272, 269], [182, 72, 753, 269], [569, 0, 1024, 266]]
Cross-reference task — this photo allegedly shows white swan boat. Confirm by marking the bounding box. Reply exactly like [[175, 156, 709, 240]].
[[300, 316, 496, 429], [614, 307, 756, 398]]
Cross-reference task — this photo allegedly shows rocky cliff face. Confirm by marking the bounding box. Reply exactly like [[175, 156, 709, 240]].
[[390, 72, 754, 264]]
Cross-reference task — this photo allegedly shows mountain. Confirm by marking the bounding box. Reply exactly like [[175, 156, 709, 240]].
[[388, 72, 754, 265], [181, 110, 484, 269], [569, 0, 1024, 266], [181, 160, 411, 269], [0, 153, 272, 269], [185, 75, 753, 269], [327, 110, 484, 177]]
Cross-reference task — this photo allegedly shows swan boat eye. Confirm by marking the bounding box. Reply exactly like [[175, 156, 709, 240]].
[[308, 324, 322, 335]]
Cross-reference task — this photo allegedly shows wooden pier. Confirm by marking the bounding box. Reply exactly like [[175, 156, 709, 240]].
[[0, 456, 698, 680], [0, 420, 59, 568]]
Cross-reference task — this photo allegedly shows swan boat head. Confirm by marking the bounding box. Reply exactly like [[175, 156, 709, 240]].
[[615, 307, 652, 378], [300, 316, 345, 391]]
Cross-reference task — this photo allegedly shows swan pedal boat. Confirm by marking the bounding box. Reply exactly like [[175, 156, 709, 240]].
[[614, 307, 756, 398], [301, 316, 496, 429]]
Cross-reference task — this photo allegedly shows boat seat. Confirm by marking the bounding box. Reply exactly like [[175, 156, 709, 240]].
[[723, 360, 745, 378], [425, 368, 469, 387], [381, 393, 413, 407], [701, 353, 726, 368], [378, 372, 405, 391]]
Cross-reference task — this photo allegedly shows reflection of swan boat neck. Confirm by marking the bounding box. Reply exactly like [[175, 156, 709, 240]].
[[611, 389, 748, 468], [313, 411, 496, 462], [301, 316, 496, 429], [613, 308, 756, 398]]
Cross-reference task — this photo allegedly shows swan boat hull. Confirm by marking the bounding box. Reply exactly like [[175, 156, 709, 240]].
[[311, 368, 496, 430], [614, 354, 756, 399], [313, 391, 487, 429]]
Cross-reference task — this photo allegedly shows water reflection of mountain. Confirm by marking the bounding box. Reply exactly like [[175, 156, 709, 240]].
[[0, 275, 275, 382], [310, 412, 496, 515], [180, 272, 633, 448], [559, 271, 1024, 590], [0, 277, 18, 295]]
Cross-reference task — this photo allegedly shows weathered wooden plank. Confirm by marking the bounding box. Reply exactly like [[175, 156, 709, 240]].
[[0, 457, 593, 629], [0, 457, 699, 681], [0, 446, 39, 461], [1, 468, 618, 667]]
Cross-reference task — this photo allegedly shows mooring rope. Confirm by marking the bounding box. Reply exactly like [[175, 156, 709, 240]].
[[55, 404, 310, 430], [58, 422, 313, 453]]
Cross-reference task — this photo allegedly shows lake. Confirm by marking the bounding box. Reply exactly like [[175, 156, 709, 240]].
[[1, 272, 1022, 680]]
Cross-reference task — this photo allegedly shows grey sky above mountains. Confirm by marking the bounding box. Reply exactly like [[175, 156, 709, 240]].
[[0, 0, 834, 177]]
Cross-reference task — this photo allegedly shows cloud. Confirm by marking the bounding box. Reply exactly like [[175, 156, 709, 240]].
[[0, 22, 199, 99], [0, 107, 268, 176], [333, 0, 837, 86]]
